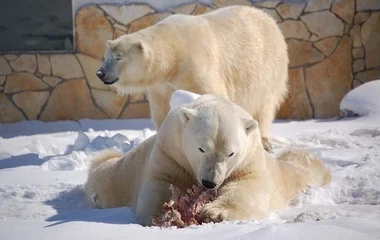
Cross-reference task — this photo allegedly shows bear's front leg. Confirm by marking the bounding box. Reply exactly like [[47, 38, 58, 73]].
[[147, 89, 172, 130], [201, 178, 271, 223], [135, 178, 171, 226]]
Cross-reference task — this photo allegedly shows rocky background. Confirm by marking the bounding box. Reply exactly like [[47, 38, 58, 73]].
[[0, 0, 379, 123]]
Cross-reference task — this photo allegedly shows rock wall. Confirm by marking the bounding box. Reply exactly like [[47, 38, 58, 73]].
[[0, 0, 379, 123]]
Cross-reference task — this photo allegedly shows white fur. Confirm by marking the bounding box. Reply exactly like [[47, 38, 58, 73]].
[[84, 95, 330, 226], [104, 6, 289, 150]]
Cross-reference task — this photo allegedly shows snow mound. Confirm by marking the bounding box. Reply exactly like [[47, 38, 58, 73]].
[[41, 128, 155, 171], [170, 90, 201, 111], [340, 80, 380, 118]]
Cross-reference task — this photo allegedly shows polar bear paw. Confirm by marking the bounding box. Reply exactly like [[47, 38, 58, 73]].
[[201, 203, 229, 223]]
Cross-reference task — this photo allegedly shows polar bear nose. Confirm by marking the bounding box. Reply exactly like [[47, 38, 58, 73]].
[[96, 70, 106, 80], [201, 179, 217, 189]]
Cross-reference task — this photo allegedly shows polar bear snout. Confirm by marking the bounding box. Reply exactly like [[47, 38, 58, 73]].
[[97, 48, 122, 85], [201, 179, 217, 189], [96, 70, 106, 80], [96, 67, 119, 85], [198, 162, 227, 190]]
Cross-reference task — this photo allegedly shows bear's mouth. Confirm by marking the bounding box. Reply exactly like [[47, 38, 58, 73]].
[[103, 78, 119, 85]]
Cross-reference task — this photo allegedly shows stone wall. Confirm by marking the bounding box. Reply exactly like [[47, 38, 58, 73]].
[[0, 0, 379, 123]]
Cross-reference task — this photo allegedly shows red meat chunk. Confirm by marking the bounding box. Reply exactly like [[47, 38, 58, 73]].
[[152, 184, 217, 228]]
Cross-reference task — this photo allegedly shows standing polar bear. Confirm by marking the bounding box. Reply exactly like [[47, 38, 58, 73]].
[[84, 94, 331, 226], [96, 5, 289, 152]]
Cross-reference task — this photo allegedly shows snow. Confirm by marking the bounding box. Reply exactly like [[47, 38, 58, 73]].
[[340, 80, 380, 120], [1, 82, 380, 239], [170, 89, 201, 111]]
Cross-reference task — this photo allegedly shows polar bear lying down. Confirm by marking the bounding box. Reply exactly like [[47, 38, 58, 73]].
[[84, 94, 331, 227]]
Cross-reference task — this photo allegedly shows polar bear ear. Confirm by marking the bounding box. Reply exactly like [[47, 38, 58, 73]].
[[134, 41, 144, 53], [105, 40, 117, 50], [244, 119, 258, 135], [179, 108, 196, 125]]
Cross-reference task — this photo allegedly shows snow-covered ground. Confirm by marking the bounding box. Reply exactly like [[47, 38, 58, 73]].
[[1, 82, 380, 240]]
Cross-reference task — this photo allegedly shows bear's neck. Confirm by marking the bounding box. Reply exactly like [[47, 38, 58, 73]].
[[153, 142, 196, 190], [141, 27, 182, 87], [156, 117, 195, 177], [238, 141, 266, 174]]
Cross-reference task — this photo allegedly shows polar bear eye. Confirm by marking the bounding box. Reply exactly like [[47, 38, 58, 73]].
[[198, 148, 205, 153], [228, 152, 234, 157]]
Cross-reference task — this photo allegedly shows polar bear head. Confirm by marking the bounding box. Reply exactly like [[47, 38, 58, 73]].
[[96, 34, 153, 93], [178, 95, 259, 190]]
